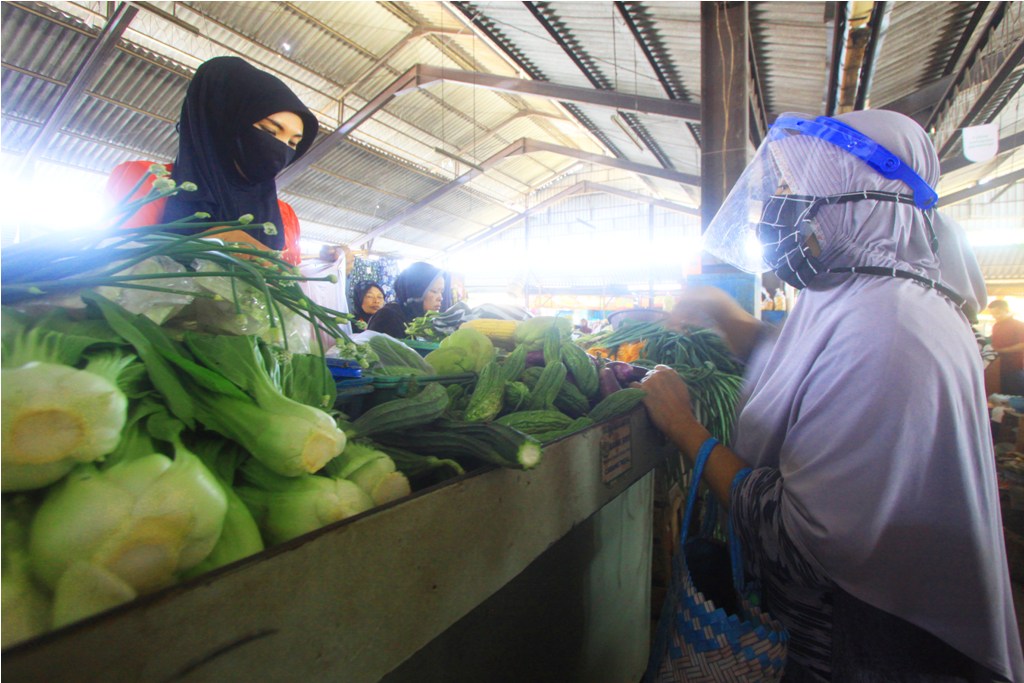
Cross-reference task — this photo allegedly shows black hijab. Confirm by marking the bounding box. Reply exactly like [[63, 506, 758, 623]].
[[351, 280, 386, 322], [394, 262, 443, 319], [164, 57, 318, 249]]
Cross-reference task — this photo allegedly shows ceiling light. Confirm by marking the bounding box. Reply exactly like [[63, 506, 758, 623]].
[[282, 42, 292, 52]]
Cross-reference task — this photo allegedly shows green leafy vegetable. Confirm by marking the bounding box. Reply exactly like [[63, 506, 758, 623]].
[[236, 460, 373, 545], [28, 429, 227, 599], [85, 292, 347, 477], [423, 328, 495, 375], [1, 318, 137, 491]]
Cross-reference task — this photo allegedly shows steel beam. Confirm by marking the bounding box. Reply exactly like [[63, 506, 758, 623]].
[[615, 2, 692, 101], [855, 1, 890, 110], [450, 3, 627, 161], [276, 66, 425, 187], [826, 2, 849, 117], [417, 64, 699, 118], [583, 182, 700, 216], [278, 63, 697, 188], [522, 140, 700, 185], [353, 138, 699, 247], [337, 24, 470, 102], [941, 130, 1024, 175], [748, 28, 769, 147], [19, 2, 137, 174], [701, 2, 750, 232], [926, 3, 1008, 140], [444, 179, 699, 255], [943, 2, 990, 77], [524, 1, 681, 171], [884, 75, 954, 124], [937, 36, 1024, 159], [446, 183, 589, 254], [453, 109, 566, 156], [938, 167, 1024, 206], [354, 139, 527, 247]]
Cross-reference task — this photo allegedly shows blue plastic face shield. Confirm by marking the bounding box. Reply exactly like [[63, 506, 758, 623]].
[[771, 115, 938, 210], [701, 113, 939, 274]]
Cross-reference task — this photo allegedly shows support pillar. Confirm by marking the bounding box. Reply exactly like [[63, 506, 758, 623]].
[[696, 2, 760, 314]]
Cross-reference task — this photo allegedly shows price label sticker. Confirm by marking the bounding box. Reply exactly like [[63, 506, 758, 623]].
[[600, 416, 632, 484]]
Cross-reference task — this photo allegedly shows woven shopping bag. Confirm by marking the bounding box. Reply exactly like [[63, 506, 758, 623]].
[[644, 438, 788, 683]]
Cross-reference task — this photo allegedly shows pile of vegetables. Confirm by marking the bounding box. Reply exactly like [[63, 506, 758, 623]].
[[0, 171, 746, 646], [576, 320, 744, 444], [0, 175, 457, 645]]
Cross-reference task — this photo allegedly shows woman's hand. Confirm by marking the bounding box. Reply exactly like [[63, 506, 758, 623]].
[[209, 229, 271, 252], [669, 286, 762, 362], [636, 365, 700, 441], [637, 365, 747, 507]]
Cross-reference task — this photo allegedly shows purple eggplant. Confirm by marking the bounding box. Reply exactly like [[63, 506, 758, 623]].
[[606, 361, 648, 386], [525, 350, 546, 367], [598, 366, 622, 398]]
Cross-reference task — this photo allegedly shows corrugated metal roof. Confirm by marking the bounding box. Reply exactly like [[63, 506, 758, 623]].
[[869, 2, 973, 109], [750, 2, 831, 115], [1, 71, 65, 124], [1, 3, 96, 81], [0, 0, 1019, 283]]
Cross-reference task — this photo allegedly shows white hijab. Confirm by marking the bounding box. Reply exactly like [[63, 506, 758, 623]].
[[735, 109, 1022, 680]]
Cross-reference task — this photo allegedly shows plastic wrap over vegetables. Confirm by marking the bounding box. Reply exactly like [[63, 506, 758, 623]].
[[189, 260, 314, 354]]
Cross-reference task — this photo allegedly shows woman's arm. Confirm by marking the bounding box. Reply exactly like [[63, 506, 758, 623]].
[[638, 365, 749, 505]]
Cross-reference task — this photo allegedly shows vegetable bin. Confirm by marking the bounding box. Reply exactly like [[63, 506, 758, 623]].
[[3, 408, 669, 683]]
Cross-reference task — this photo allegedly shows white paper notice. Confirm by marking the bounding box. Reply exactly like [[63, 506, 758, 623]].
[[962, 123, 1000, 162]]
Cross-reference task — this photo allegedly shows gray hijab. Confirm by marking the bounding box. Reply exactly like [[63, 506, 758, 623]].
[[933, 212, 988, 323], [734, 110, 1022, 680]]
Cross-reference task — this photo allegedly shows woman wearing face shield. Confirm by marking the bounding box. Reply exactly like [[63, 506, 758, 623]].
[[106, 56, 319, 266], [366, 262, 445, 338], [639, 110, 1022, 681]]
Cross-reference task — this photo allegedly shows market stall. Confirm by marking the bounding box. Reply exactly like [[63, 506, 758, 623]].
[[3, 408, 668, 683], [1, 184, 746, 681]]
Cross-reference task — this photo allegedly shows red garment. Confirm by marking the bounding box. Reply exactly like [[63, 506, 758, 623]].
[[992, 317, 1024, 374], [104, 160, 302, 265]]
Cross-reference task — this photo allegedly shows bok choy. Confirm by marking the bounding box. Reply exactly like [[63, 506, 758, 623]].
[[85, 292, 347, 477], [28, 413, 227, 599], [1, 313, 137, 492]]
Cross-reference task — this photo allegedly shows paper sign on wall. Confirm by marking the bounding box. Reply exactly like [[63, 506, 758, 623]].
[[962, 123, 1000, 162]]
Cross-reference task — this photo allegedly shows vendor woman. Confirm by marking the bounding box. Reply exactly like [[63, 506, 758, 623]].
[[367, 262, 444, 338], [105, 56, 318, 265], [351, 280, 387, 326]]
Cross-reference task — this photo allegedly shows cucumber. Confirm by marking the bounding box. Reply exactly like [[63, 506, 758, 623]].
[[464, 361, 505, 422], [554, 380, 590, 417], [587, 388, 646, 423], [351, 382, 449, 437], [495, 409, 575, 434], [374, 419, 542, 470], [526, 361, 567, 411], [561, 343, 599, 399]]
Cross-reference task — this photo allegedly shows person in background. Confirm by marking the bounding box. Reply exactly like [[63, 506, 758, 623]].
[[638, 110, 1022, 681], [576, 318, 592, 334], [367, 262, 444, 338], [350, 280, 386, 328], [988, 299, 1024, 396], [105, 56, 318, 266], [299, 244, 353, 338]]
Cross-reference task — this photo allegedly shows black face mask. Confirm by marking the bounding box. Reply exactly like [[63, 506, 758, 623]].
[[757, 194, 825, 289], [754, 191, 966, 312], [234, 126, 296, 183]]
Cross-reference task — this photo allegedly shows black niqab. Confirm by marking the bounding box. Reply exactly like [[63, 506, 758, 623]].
[[164, 57, 318, 249]]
